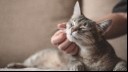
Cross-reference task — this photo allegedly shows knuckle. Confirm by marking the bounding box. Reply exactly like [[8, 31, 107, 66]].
[[58, 45, 65, 50], [72, 47, 79, 55]]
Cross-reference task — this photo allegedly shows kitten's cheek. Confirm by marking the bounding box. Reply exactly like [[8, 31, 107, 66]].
[[72, 31, 78, 36]]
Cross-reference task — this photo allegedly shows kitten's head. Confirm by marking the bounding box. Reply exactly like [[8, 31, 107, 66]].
[[66, 15, 112, 46], [66, 2, 112, 46]]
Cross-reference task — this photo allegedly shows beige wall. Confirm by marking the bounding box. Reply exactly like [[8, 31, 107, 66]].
[[0, 0, 127, 67]]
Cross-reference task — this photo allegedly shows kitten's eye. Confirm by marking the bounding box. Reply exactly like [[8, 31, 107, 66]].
[[68, 22, 73, 28], [80, 26, 86, 29], [78, 28, 82, 31], [83, 23, 87, 26], [79, 26, 86, 31]]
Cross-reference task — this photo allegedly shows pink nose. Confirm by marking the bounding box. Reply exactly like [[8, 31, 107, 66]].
[[71, 27, 78, 33], [71, 24, 82, 33], [72, 28, 77, 32]]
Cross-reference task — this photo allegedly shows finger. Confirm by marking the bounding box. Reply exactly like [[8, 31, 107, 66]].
[[51, 30, 66, 45], [70, 46, 79, 55], [64, 43, 76, 54], [58, 39, 72, 50], [57, 23, 67, 30], [52, 30, 65, 37]]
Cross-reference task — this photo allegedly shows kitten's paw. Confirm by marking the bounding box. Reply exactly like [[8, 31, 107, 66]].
[[69, 62, 86, 71], [113, 61, 127, 71], [6, 63, 27, 69]]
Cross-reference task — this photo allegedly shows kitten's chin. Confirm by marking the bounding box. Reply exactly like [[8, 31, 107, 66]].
[[66, 29, 74, 42], [67, 31, 80, 43], [66, 34, 74, 42], [66, 28, 81, 43]]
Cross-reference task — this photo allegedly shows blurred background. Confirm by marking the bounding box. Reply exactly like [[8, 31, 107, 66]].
[[0, 0, 127, 67]]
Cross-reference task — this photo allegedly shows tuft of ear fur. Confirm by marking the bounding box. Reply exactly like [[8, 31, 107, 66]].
[[98, 20, 112, 32]]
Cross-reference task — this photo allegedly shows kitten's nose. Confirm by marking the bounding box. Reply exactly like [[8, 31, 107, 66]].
[[72, 27, 77, 32], [71, 28, 76, 35], [71, 24, 81, 34]]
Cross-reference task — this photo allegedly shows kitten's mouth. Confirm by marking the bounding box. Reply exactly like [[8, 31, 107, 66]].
[[70, 31, 80, 40], [72, 35, 78, 40]]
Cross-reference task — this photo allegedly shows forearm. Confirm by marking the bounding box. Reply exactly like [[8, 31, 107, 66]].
[[96, 13, 127, 39]]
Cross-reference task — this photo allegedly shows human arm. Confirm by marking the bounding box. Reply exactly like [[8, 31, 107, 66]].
[[96, 13, 127, 39]]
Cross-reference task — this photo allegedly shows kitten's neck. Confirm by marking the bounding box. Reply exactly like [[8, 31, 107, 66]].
[[78, 38, 110, 59]]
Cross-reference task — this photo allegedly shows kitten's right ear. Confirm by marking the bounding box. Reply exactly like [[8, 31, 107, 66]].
[[98, 20, 112, 32], [71, 1, 82, 19]]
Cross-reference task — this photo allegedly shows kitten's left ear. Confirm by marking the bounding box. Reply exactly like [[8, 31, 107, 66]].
[[98, 20, 112, 32]]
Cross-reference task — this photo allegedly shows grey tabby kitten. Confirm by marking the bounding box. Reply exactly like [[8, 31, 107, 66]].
[[7, 1, 127, 71]]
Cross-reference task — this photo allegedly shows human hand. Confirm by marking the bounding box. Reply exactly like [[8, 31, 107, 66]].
[[51, 23, 79, 55]]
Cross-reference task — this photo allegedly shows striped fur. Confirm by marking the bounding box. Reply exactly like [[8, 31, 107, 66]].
[[66, 14, 127, 71]]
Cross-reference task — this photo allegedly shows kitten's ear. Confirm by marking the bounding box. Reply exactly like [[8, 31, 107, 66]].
[[72, 1, 82, 19], [98, 20, 112, 32]]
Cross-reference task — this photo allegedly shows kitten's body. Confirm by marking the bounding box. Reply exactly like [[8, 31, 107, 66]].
[[65, 14, 127, 71], [6, 2, 127, 71]]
